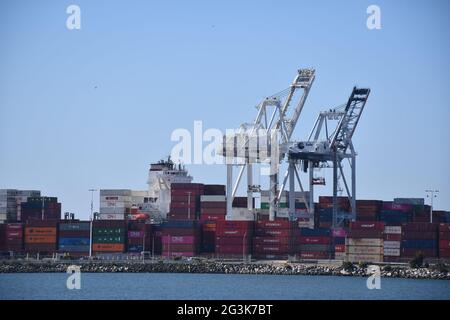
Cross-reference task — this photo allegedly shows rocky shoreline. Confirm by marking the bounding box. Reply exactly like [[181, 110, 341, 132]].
[[0, 260, 449, 280]]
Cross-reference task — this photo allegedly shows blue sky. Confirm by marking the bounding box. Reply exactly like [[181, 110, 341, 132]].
[[0, 0, 449, 219]]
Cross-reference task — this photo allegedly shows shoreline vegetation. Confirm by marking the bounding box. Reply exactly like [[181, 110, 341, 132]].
[[0, 260, 449, 280]]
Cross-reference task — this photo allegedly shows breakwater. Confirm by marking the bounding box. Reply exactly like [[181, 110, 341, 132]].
[[0, 260, 449, 280]]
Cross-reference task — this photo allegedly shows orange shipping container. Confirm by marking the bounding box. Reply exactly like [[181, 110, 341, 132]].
[[25, 235, 57, 244], [25, 227, 57, 236], [92, 243, 125, 252]]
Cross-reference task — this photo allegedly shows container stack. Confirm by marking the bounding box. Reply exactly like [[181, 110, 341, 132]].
[[99, 190, 132, 220], [92, 220, 126, 254], [346, 221, 384, 263], [379, 202, 413, 226], [297, 228, 332, 260], [24, 220, 58, 254], [383, 226, 402, 262], [253, 220, 295, 260], [0, 223, 23, 253], [401, 223, 438, 260], [200, 221, 216, 256], [127, 221, 152, 253], [332, 228, 347, 260], [0, 189, 18, 223], [161, 220, 200, 257], [215, 221, 254, 258], [438, 223, 450, 260], [151, 224, 163, 256], [20, 197, 61, 221], [356, 200, 382, 221], [168, 183, 204, 220], [58, 221, 90, 256], [200, 196, 226, 221], [316, 196, 350, 228]]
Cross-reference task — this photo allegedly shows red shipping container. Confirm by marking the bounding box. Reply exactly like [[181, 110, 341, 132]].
[[200, 208, 226, 215], [253, 237, 291, 245], [6, 223, 23, 231], [162, 235, 196, 244], [255, 228, 291, 237], [347, 230, 383, 238], [300, 251, 331, 259], [215, 236, 248, 245], [161, 229, 199, 236], [402, 231, 437, 240], [350, 221, 385, 230], [335, 244, 346, 252], [216, 229, 250, 237], [439, 248, 450, 258], [253, 244, 290, 253], [383, 202, 413, 212], [216, 221, 254, 230], [201, 202, 226, 209], [162, 243, 197, 252], [384, 234, 402, 241], [6, 230, 23, 238], [439, 240, 450, 249], [256, 220, 293, 229], [216, 244, 250, 254], [298, 236, 331, 245], [401, 248, 437, 257], [200, 214, 225, 222], [439, 223, 450, 232], [439, 232, 450, 240], [401, 223, 438, 232]]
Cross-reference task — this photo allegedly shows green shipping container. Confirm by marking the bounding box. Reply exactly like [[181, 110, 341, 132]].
[[92, 227, 125, 236], [92, 235, 125, 243]]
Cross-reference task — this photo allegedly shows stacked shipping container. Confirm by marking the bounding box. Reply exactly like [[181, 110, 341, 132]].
[[401, 223, 438, 259], [21, 197, 61, 221], [169, 183, 204, 220], [346, 221, 384, 262], [253, 220, 294, 260], [439, 223, 450, 260], [92, 220, 126, 253], [127, 221, 152, 253], [356, 200, 382, 222], [24, 220, 58, 253], [332, 228, 347, 260], [58, 221, 90, 256], [99, 190, 132, 220], [297, 228, 332, 260], [215, 221, 253, 258], [383, 226, 402, 262], [161, 220, 199, 257]]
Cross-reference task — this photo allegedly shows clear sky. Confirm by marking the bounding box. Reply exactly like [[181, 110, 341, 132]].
[[1, 0, 449, 219]]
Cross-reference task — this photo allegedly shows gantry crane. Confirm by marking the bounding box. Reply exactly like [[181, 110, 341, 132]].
[[220, 69, 316, 221], [287, 87, 371, 227]]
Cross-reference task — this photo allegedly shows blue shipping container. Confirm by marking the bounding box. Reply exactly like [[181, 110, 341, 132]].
[[59, 237, 90, 246], [59, 223, 90, 231], [58, 245, 90, 252], [299, 228, 331, 237], [127, 245, 144, 252], [401, 240, 437, 248]]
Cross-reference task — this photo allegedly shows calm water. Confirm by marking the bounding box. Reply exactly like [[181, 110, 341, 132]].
[[0, 273, 449, 300]]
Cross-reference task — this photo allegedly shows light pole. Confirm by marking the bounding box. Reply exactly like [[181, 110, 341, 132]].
[[425, 189, 439, 223], [88, 189, 98, 259]]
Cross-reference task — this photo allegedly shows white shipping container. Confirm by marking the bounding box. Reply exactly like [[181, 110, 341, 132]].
[[383, 248, 401, 256], [100, 196, 132, 202], [334, 252, 346, 260], [131, 190, 149, 197], [99, 207, 128, 214], [346, 238, 383, 247], [347, 245, 383, 255], [100, 189, 132, 197], [100, 201, 131, 208], [384, 226, 402, 234], [346, 254, 384, 263], [0, 213, 7, 221], [98, 213, 125, 220], [200, 195, 226, 202], [228, 208, 255, 221], [384, 241, 401, 249]]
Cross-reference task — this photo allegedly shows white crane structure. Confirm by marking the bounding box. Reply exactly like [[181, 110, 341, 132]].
[[287, 87, 371, 227], [220, 68, 316, 221]]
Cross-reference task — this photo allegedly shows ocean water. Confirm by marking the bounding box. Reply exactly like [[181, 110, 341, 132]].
[[0, 273, 449, 300]]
